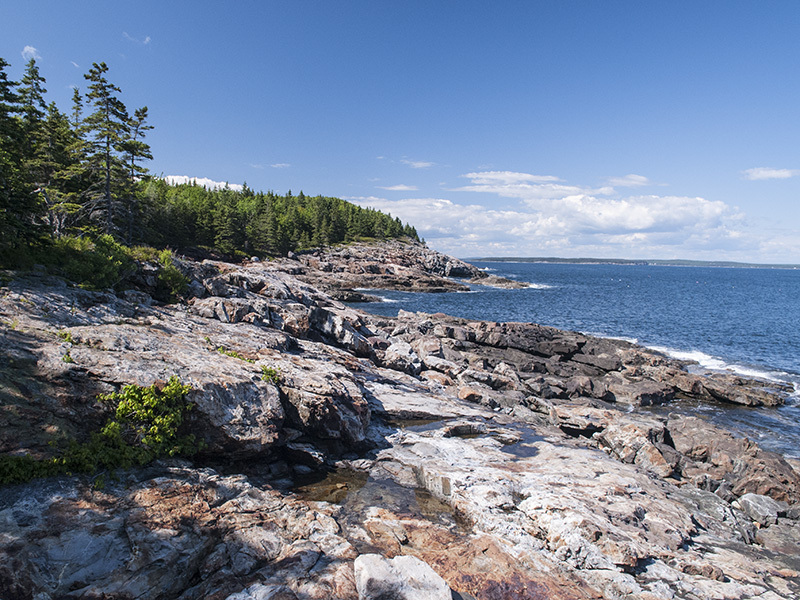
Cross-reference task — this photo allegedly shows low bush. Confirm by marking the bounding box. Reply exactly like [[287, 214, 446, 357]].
[[0, 376, 201, 486]]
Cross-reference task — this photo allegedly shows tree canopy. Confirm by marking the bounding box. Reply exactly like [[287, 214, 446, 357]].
[[0, 57, 419, 268]]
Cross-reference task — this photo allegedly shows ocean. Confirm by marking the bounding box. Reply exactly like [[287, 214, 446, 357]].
[[355, 261, 800, 459]]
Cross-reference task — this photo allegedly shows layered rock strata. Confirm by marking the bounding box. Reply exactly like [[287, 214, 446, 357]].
[[0, 246, 798, 600]]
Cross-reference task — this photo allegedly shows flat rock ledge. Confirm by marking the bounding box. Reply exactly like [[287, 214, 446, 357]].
[[1, 247, 799, 600]]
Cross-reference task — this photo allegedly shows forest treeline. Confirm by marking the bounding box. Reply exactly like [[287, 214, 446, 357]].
[[0, 57, 418, 269]]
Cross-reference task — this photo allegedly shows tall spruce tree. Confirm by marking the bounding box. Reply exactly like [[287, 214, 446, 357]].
[[83, 62, 128, 236], [37, 102, 85, 237], [0, 58, 44, 263], [119, 106, 152, 243], [18, 58, 48, 159]]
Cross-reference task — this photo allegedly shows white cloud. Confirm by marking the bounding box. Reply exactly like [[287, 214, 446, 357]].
[[378, 184, 418, 191], [270, 163, 291, 169], [606, 174, 650, 187], [162, 175, 243, 192], [455, 171, 613, 201], [70, 61, 80, 68], [353, 170, 753, 260], [462, 171, 562, 185], [123, 32, 151, 45], [401, 159, 436, 169], [742, 167, 799, 181], [21, 46, 41, 61], [458, 171, 729, 234]]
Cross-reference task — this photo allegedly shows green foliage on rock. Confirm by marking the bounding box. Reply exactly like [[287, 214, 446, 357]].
[[46, 234, 135, 290], [0, 376, 200, 486], [99, 376, 198, 459], [260, 365, 281, 383], [155, 249, 188, 302]]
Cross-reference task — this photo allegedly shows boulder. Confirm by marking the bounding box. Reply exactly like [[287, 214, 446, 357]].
[[736, 493, 787, 526], [381, 341, 423, 376], [354, 554, 451, 600]]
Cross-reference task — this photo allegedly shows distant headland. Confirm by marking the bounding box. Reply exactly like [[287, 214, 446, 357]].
[[469, 256, 800, 269]]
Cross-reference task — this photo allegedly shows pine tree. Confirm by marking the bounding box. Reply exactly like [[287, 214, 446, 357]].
[[70, 87, 83, 130], [18, 58, 48, 158], [38, 102, 85, 237], [0, 58, 44, 263], [83, 62, 129, 236], [119, 106, 152, 243]]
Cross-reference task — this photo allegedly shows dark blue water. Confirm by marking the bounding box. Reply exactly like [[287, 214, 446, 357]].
[[356, 262, 800, 458]]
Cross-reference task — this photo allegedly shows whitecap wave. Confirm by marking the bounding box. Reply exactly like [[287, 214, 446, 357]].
[[581, 331, 639, 345], [528, 283, 554, 290], [648, 345, 792, 384]]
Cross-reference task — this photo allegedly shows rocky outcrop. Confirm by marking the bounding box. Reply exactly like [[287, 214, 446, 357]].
[[272, 240, 527, 296], [1, 249, 799, 599]]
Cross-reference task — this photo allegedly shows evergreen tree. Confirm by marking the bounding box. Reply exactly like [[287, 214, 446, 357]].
[[70, 87, 83, 130], [83, 62, 129, 236], [38, 102, 85, 237], [0, 58, 44, 262], [119, 106, 152, 243], [18, 58, 47, 157]]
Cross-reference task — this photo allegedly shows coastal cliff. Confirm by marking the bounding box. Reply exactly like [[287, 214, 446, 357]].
[[1, 242, 799, 600]]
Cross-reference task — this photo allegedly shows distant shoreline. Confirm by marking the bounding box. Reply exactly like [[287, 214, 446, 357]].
[[467, 257, 800, 269]]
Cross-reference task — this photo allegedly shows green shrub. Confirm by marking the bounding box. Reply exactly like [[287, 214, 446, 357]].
[[57, 330, 74, 343], [45, 235, 136, 290], [216, 346, 254, 363], [260, 365, 281, 383], [98, 376, 199, 459], [125, 245, 161, 262], [154, 249, 189, 302], [0, 376, 201, 485]]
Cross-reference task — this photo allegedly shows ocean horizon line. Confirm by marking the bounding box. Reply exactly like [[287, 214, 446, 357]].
[[465, 256, 800, 269]]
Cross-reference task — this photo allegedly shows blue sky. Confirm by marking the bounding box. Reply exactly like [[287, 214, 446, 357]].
[[3, 1, 800, 262]]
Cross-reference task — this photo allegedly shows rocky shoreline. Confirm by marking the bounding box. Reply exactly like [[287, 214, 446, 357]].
[[1, 241, 799, 599]]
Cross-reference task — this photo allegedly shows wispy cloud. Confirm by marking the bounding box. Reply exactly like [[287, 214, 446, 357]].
[[270, 163, 291, 169], [21, 46, 41, 61], [455, 171, 613, 200], [401, 159, 436, 169], [162, 175, 243, 192], [123, 32, 151, 45], [606, 174, 651, 188], [742, 167, 799, 181], [353, 170, 753, 260], [70, 61, 80, 68], [378, 184, 418, 191]]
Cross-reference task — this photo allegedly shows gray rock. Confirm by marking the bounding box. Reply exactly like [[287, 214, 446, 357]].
[[354, 554, 451, 600], [737, 493, 787, 526], [382, 341, 423, 375]]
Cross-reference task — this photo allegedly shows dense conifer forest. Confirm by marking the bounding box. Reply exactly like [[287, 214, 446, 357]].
[[0, 57, 419, 272]]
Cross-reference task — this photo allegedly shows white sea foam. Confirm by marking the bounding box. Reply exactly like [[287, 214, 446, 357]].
[[582, 331, 639, 345], [380, 298, 399, 304], [527, 283, 554, 290], [648, 345, 791, 384]]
